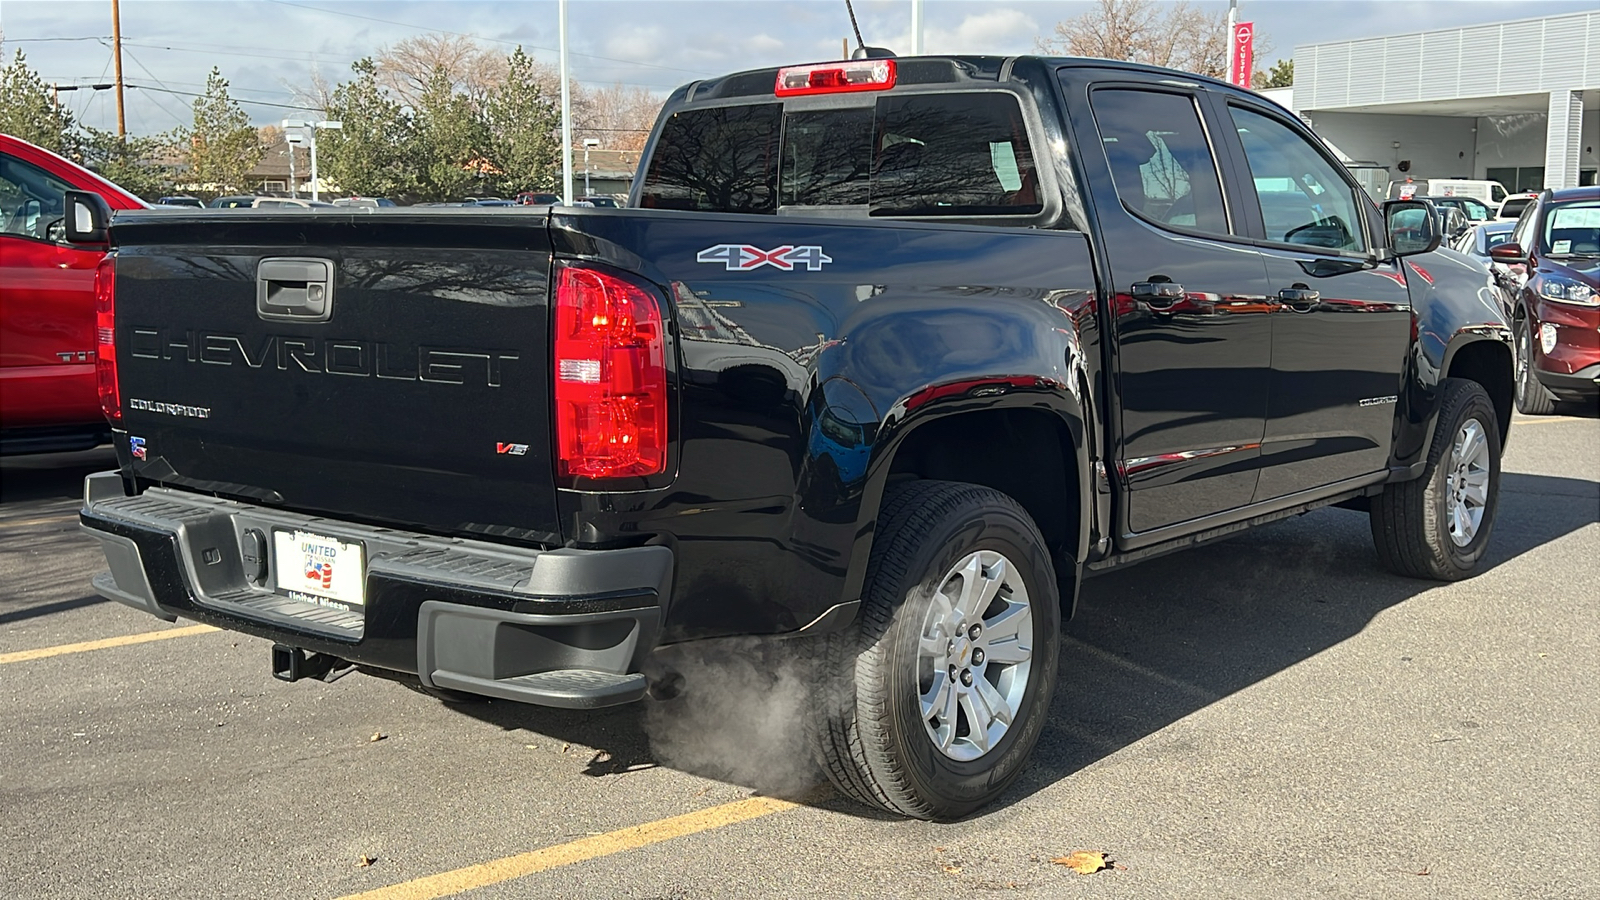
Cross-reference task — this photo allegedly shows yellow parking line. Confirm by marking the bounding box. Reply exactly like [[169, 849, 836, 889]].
[[1514, 415, 1591, 426], [336, 796, 799, 900], [0, 623, 218, 665]]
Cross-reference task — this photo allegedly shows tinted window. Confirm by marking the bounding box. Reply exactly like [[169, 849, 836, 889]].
[[641, 93, 1040, 217], [780, 108, 873, 206], [1089, 89, 1228, 235], [870, 92, 1041, 216], [1230, 106, 1366, 252], [639, 103, 781, 213]]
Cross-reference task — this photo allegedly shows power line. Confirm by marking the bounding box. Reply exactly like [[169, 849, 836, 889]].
[[126, 84, 323, 112], [119, 45, 197, 128], [5, 36, 112, 42]]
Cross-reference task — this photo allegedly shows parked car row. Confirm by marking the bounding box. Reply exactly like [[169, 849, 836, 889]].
[[1468, 187, 1600, 414]]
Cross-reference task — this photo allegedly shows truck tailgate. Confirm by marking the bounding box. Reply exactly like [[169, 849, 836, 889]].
[[110, 211, 561, 544]]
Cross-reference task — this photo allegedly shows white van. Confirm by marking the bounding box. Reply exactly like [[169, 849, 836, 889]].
[[1427, 179, 1511, 205]]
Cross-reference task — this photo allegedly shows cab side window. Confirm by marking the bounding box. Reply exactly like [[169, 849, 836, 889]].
[[0, 154, 72, 243], [1088, 89, 1230, 236], [1228, 106, 1367, 253]]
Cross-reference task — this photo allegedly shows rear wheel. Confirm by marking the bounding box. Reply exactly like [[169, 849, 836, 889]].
[[810, 480, 1060, 820], [1370, 378, 1502, 580], [1514, 319, 1557, 415]]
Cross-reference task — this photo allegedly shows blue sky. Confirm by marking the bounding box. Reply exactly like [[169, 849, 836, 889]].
[[1, 0, 1587, 133]]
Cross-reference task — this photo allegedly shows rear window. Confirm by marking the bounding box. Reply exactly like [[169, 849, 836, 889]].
[[639, 92, 1041, 217]]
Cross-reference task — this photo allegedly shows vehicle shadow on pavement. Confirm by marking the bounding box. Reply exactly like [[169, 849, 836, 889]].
[[1006, 470, 1598, 815], [0, 447, 116, 509]]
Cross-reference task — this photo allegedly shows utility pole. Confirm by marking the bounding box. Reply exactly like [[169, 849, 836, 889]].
[[910, 0, 923, 55], [111, 0, 127, 138], [559, 0, 574, 205]]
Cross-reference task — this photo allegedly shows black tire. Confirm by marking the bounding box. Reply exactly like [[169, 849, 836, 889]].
[[1514, 319, 1557, 416], [810, 480, 1060, 820], [1370, 378, 1502, 580]]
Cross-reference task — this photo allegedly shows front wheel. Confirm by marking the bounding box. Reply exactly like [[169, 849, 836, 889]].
[[1514, 319, 1557, 415], [810, 480, 1060, 820], [1370, 378, 1502, 580]]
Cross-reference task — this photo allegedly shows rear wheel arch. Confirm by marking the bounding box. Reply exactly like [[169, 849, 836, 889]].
[[865, 403, 1090, 616]]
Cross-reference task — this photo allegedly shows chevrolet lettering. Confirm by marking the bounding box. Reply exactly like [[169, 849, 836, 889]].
[[75, 53, 1514, 822]]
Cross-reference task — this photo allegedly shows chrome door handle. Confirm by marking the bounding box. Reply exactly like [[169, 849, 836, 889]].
[[1278, 287, 1320, 311], [1132, 281, 1185, 310]]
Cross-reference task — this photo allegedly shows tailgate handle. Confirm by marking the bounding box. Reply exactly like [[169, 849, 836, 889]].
[[257, 258, 335, 322]]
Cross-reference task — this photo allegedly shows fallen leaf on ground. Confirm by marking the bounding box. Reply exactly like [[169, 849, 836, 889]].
[[356, 855, 377, 868], [1414, 868, 1431, 876], [1051, 851, 1110, 875], [369, 733, 387, 743], [941, 864, 962, 876]]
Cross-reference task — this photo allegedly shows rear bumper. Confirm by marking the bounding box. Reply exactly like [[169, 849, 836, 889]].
[[79, 471, 671, 708]]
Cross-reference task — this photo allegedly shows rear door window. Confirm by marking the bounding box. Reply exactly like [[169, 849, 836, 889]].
[[870, 92, 1041, 216], [639, 92, 1041, 217], [1087, 89, 1230, 236]]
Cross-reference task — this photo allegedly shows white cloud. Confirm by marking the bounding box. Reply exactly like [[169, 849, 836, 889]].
[[746, 33, 785, 54], [932, 8, 1040, 54]]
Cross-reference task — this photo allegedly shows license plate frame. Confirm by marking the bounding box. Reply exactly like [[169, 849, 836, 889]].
[[272, 529, 366, 610]]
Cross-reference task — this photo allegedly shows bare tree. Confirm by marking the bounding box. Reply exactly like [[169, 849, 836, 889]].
[[375, 34, 509, 108], [1037, 0, 1270, 81], [575, 83, 661, 152]]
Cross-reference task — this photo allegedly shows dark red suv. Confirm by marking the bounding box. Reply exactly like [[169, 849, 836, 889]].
[[1491, 187, 1600, 414]]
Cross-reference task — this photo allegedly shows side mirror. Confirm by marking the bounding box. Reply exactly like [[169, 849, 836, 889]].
[[64, 190, 113, 245], [1488, 242, 1525, 263], [1383, 199, 1441, 257]]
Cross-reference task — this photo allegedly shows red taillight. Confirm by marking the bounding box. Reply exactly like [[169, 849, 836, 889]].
[[775, 59, 896, 96], [93, 256, 120, 423], [553, 265, 667, 480]]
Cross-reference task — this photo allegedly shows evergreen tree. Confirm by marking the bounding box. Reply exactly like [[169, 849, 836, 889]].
[[320, 58, 417, 199], [0, 50, 77, 154], [411, 65, 488, 201], [482, 48, 562, 197], [184, 68, 262, 195], [79, 127, 179, 199]]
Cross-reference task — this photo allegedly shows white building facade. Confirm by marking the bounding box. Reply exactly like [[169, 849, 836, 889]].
[[1292, 11, 1599, 193]]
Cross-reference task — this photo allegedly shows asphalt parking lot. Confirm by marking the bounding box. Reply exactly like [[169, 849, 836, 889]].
[[2, 413, 1596, 900]]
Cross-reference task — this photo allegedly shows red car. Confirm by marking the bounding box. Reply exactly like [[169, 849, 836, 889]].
[[1, 133, 146, 453], [1491, 186, 1600, 414]]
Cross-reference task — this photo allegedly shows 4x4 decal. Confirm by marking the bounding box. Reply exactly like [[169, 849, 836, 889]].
[[696, 244, 832, 272]]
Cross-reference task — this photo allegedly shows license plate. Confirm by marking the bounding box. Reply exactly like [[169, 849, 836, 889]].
[[273, 529, 365, 609]]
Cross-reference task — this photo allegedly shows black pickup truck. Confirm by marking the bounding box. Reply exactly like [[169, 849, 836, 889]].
[[70, 55, 1514, 820]]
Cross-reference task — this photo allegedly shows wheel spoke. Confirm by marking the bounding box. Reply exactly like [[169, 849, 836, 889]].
[[921, 675, 951, 719], [919, 632, 948, 659], [973, 676, 1014, 727], [951, 556, 986, 619], [959, 692, 993, 754], [1462, 479, 1488, 505], [973, 556, 1007, 613], [940, 679, 961, 744], [1461, 425, 1486, 465]]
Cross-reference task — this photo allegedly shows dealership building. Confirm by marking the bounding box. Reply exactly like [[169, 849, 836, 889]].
[[1277, 9, 1598, 194]]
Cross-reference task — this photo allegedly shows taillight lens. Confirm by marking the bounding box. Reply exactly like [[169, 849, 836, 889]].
[[93, 255, 120, 423], [775, 59, 896, 96], [553, 264, 668, 480]]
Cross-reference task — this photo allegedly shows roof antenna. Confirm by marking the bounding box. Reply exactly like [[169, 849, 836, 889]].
[[843, 0, 896, 59]]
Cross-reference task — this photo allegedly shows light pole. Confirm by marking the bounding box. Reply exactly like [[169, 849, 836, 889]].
[[283, 119, 304, 197], [582, 138, 600, 196], [308, 120, 342, 202]]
